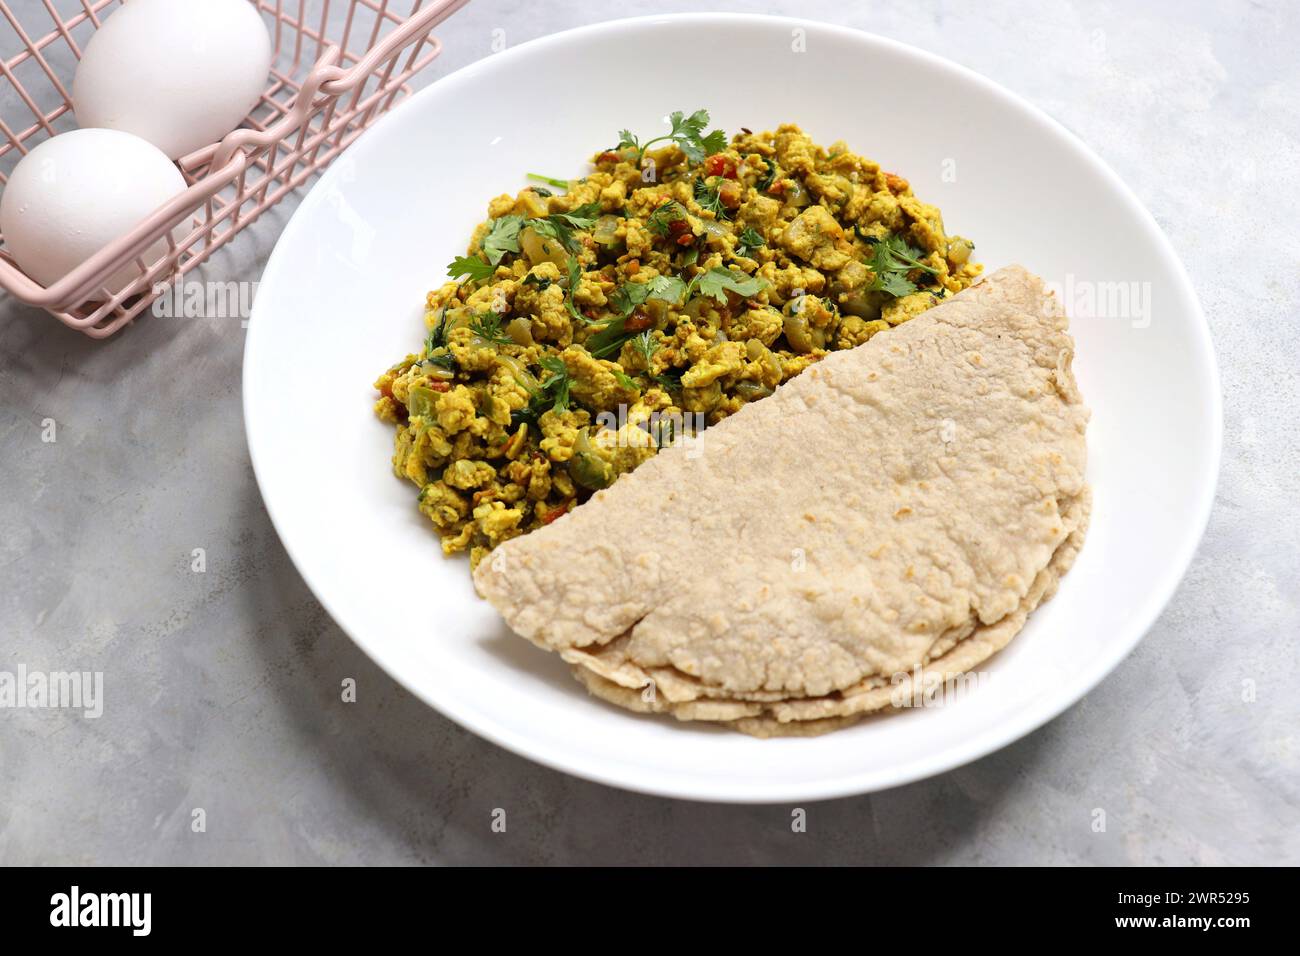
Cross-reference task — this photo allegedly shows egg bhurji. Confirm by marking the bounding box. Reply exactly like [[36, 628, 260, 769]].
[[373, 113, 981, 568]]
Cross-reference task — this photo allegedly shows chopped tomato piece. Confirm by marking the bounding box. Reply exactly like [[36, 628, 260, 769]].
[[704, 154, 738, 178], [667, 219, 695, 247], [623, 309, 654, 332], [542, 503, 571, 524]]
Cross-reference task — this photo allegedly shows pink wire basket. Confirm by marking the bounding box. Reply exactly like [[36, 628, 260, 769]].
[[0, 0, 468, 338]]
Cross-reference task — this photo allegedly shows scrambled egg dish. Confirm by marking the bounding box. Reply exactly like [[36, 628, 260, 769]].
[[373, 112, 981, 568]]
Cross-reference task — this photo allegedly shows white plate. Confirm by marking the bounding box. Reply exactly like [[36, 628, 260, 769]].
[[244, 14, 1220, 802]]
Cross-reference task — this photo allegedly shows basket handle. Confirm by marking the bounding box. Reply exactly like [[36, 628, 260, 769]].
[[0, 0, 470, 310], [201, 0, 470, 174], [321, 0, 471, 97]]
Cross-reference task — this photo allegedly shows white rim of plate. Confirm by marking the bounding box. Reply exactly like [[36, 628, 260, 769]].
[[244, 12, 1223, 803]]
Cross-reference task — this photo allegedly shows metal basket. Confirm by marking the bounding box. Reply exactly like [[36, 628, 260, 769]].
[[0, 0, 467, 338]]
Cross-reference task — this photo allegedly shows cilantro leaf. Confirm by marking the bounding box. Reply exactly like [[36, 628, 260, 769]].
[[609, 281, 651, 317], [424, 307, 450, 353], [514, 355, 574, 424], [549, 202, 602, 229], [528, 202, 601, 254], [610, 275, 687, 316], [693, 177, 729, 219], [736, 226, 765, 258], [694, 267, 769, 303], [623, 109, 728, 165], [630, 331, 680, 391], [652, 367, 683, 392], [584, 320, 635, 359], [467, 311, 512, 346], [447, 254, 495, 283], [424, 351, 457, 373], [874, 270, 919, 298], [645, 274, 687, 305], [633, 330, 658, 367], [481, 215, 523, 265], [865, 234, 940, 299], [535, 355, 571, 413]]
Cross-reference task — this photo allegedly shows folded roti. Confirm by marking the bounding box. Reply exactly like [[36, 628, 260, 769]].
[[473, 265, 1090, 735]]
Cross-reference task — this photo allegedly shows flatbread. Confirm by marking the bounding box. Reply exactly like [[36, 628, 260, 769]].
[[474, 265, 1090, 734], [569, 488, 1088, 736]]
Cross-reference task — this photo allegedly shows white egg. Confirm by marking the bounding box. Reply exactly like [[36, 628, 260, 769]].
[[0, 129, 187, 292], [73, 0, 273, 160]]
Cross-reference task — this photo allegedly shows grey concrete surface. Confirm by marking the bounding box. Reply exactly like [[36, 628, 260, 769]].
[[1, 0, 1297, 865]]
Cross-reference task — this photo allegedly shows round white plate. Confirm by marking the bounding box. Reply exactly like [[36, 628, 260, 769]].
[[244, 14, 1220, 802]]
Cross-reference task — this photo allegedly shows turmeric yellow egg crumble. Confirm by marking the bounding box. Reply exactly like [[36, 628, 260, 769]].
[[373, 112, 981, 568]]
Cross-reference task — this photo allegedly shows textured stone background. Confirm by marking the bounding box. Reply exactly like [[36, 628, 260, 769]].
[[1, 0, 1296, 864]]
